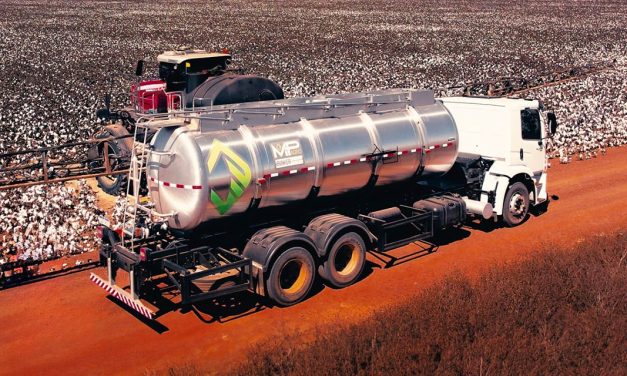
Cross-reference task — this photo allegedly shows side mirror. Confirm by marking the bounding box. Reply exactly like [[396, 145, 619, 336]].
[[135, 60, 145, 77], [547, 112, 558, 135]]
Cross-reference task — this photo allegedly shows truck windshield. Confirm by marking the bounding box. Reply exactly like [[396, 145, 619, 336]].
[[521, 109, 541, 140]]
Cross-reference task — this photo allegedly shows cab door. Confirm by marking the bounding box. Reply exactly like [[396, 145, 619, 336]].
[[518, 108, 545, 174]]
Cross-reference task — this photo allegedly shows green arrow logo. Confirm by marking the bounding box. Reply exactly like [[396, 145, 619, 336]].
[[206, 139, 252, 215]]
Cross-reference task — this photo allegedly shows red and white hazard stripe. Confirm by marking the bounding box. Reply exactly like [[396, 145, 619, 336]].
[[257, 166, 316, 184], [425, 141, 455, 153], [149, 176, 202, 190], [257, 143, 454, 183], [90, 273, 154, 320], [151, 142, 456, 187]]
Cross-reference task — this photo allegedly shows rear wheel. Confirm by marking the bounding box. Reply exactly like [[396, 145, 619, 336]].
[[319, 232, 366, 288], [96, 140, 129, 195], [502, 182, 529, 227], [266, 247, 315, 306]]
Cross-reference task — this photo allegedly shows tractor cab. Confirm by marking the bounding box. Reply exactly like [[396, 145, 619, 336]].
[[157, 49, 232, 93]]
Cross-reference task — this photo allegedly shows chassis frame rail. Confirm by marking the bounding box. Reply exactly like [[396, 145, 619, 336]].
[[360, 205, 434, 251], [161, 246, 253, 305], [95, 236, 254, 319]]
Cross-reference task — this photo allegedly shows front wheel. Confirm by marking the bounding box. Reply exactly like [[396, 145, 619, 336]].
[[502, 182, 529, 227], [266, 247, 315, 306]]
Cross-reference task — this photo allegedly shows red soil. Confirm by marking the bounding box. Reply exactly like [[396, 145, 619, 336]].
[[0, 147, 625, 375]]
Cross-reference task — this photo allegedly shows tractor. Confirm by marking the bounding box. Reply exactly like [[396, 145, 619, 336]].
[[90, 48, 284, 195]]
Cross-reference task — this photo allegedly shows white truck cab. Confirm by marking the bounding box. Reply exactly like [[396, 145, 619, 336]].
[[439, 96, 557, 226]]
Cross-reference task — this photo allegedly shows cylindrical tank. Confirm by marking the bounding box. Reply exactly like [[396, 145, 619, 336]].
[[187, 74, 284, 108], [147, 90, 458, 230]]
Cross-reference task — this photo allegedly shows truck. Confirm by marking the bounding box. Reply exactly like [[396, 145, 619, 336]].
[[91, 50, 558, 320]]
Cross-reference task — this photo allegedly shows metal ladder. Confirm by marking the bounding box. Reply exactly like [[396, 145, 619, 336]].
[[121, 124, 150, 249], [120, 119, 179, 249]]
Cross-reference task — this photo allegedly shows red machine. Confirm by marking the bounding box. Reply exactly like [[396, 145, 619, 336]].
[[130, 79, 167, 113]]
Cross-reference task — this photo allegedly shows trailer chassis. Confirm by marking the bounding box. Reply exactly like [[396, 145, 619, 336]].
[[91, 192, 473, 320], [359, 205, 434, 252], [92, 237, 253, 319]]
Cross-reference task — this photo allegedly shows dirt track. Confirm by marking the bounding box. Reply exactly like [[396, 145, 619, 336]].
[[1, 148, 626, 375]]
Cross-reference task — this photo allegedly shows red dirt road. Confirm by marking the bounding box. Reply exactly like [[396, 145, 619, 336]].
[[1, 148, 626, 375]]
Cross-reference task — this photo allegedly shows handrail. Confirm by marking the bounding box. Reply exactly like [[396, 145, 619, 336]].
[[128, 89, 420, 131]]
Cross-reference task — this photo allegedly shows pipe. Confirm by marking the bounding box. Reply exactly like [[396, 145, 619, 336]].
[[463, 197, 493, 219]]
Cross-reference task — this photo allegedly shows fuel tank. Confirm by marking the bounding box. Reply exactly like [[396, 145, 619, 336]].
[[147, 89, 458, 230]]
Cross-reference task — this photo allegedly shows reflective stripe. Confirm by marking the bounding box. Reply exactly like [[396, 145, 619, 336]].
[[149, 176, 202, 190], [89, 273, 154, 320]]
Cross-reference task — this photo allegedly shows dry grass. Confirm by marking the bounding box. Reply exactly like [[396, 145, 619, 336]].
[[227, 232, 626, 376]]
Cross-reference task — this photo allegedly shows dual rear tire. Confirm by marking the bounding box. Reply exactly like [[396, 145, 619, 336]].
[[265, 232, 367, 306], [266, 247, 315, 307], [319, 232, 366, 288]]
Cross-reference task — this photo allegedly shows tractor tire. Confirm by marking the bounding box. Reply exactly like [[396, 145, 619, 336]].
[[502, 182, 529, 227], [266, 246, 315, 307], [319, 232, 366, 288], [91, 124, 134, 196], [96, 139, 130, 196]]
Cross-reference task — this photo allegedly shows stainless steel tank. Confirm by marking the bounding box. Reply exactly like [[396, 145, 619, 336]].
[[147, 89, 458, 230]]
